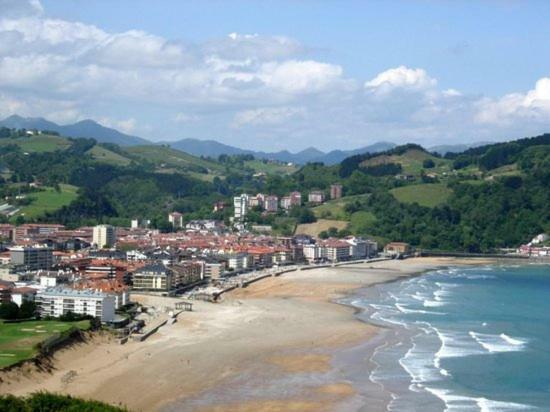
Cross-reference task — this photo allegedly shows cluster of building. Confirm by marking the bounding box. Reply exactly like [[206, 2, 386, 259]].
[[233, 184, 343, 221], [0, 217, 378, 324]]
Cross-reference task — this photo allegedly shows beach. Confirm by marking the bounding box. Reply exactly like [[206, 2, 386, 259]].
[[0, 257, 495, 411]]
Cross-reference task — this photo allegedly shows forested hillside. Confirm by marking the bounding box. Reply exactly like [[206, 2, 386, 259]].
[[0, 127, 548, 252]]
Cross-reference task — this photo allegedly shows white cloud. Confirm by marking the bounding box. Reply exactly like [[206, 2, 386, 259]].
[[0, 1, 548, 150], [232, 106, 306, 128], [365, 66, 437, 94], [475, 77, 550, 125]]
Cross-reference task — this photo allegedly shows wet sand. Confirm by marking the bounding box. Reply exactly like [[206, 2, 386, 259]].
[[0, 257, 494, 411]]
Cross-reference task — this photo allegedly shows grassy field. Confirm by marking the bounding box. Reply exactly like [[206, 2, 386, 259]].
[[348, 210, 377, 233], [312, 194, 370, 220], [0, 320, 90, 368], [87, 145, 131, 166], [360, 148, 452, 176], [15, 184, 79, 219], [295, 219, 348, 237], [390, 183, 453, 207], [244, 159, 298, 175], [0, 134, 71, 153], [125, 145, 225, 175]]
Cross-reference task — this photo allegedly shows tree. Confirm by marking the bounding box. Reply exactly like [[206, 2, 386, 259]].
[[0, 302, 20, 320], [19, 301, 36, 319], [423, 159, 435, 168]]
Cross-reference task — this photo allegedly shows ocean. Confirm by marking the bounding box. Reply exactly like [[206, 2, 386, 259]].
[[342, 263, 550, 411]]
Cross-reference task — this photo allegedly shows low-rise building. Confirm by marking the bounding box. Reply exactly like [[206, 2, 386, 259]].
[[322, 240, 352, 262], [9, 245, 53, 271], [303, 244, 322, 263], [227, 253, 252, 272], [36, 287, 116, 322], [346, 237, 378, 259], [384, 242, 411, 256], [171, 262, 203, 287], [308, 191, 325, 204], [132, 264, 173, 291], [280, 196, 292, 210]]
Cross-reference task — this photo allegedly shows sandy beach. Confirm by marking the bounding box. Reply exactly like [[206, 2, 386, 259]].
[[0, 257, 496, 411]]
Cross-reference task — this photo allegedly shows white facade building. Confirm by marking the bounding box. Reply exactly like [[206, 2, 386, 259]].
[[227, 253, 252, 271], [303, 244, 322, 263], [36, 288, 116, 322], [168, 212, 183, 229], [233, 194, 250, 221], [92, 225, 116, 249]]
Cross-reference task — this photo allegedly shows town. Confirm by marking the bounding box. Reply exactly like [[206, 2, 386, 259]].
[[0, 187, 385, 329]]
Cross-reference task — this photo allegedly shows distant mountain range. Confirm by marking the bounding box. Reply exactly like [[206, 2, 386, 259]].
[[429, 142, 493, 155], [1, 114, 493, 163], [0, 115, 149, 146], [162, 138, 398, 165]]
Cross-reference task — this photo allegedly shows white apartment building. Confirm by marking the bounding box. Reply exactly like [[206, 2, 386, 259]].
[[346, 237, 378, 259], [92, 225, 116, 249], [168, 212, 184, 229], [322, 240, 352, 262], [227, 253, 252, 272], [280, 196, 292, 210], [308, 191, 325, 204], [233, 194, 250, 221], [36, 288, 116, 322], [303, 244, 322, 263]]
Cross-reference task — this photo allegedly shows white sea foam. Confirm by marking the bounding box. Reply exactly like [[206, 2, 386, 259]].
[[500, 334, 527, 346], [435, 329, 485, 364], [424, 299, 446, 307], [424, 387, 532, 411], [469, 331, 528, 353]]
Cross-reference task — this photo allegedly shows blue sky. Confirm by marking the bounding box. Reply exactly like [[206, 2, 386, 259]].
[[1, 0, 549, 151]]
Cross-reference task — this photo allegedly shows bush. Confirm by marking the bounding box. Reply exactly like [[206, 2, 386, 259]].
[[423, 159, 435, 168], [0, 392, 126, 411], [0, 302, 20, 320]]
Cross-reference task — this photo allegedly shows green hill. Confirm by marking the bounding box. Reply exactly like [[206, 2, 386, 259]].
[[0, 134, 72, 153], [390, 183, 452, 207], [124, 145, 226, 177]]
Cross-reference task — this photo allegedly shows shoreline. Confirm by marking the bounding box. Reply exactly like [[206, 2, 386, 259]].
[[0, 257, 509, 411]]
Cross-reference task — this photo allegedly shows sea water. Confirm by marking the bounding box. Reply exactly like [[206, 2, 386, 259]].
[[344, 264, 550, 411]]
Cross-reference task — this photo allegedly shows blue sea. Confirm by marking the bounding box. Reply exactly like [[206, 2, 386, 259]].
[[344, 263, 550, 411]]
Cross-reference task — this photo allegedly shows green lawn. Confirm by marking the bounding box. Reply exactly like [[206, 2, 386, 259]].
[[244, 159, 298, 175], [125, 145, 225, 175], [360, 149, 453, 177], [14, 184, 78, 219], [87, 145, 131, 166], [348, 210, 377, 234], [0, 320, 90, 368], [0, 135, 71, 153], [390, 183, 453, 207], [312, 194, 370, 220]]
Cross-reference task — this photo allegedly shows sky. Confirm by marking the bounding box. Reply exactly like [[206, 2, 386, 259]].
[[0, 0, 549, 151]]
